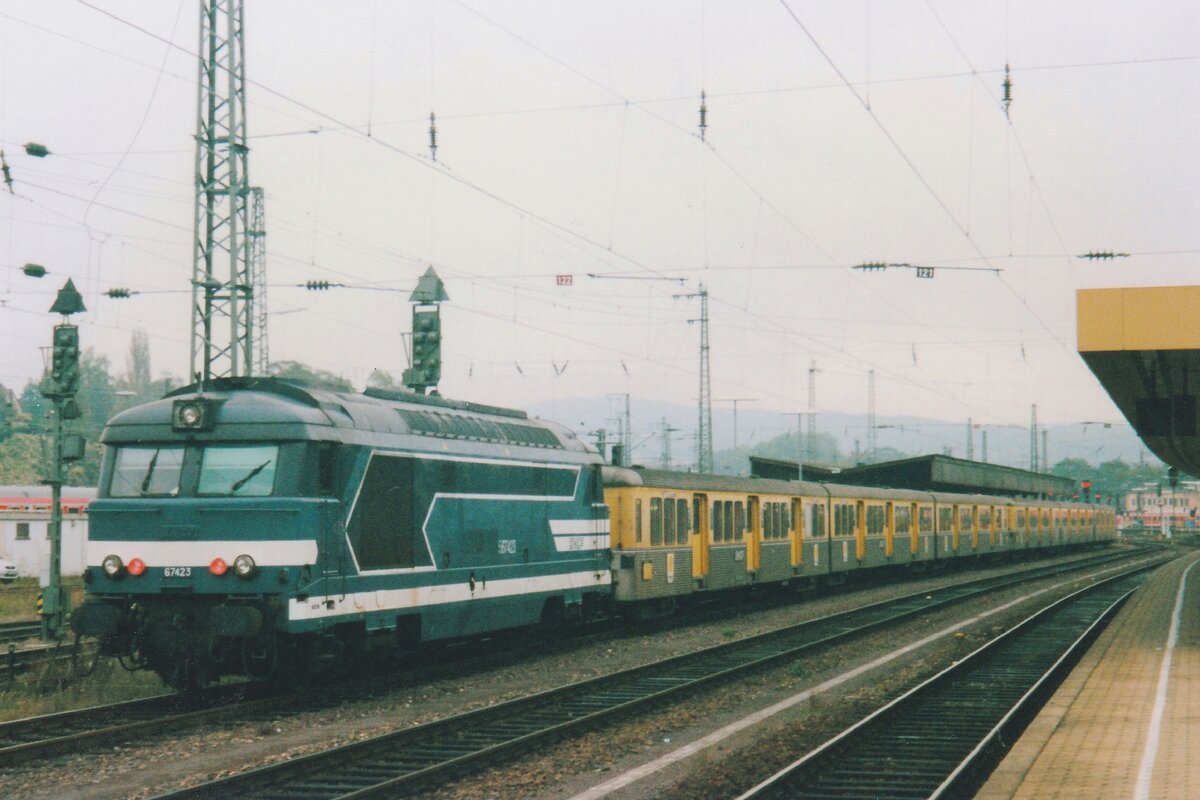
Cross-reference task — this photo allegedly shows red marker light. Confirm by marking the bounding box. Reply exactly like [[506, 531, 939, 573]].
[[127, 558, 146, 577], [209, 557, 228, 576]]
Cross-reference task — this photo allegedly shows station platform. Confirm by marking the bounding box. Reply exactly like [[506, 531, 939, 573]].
[[977, 551, 1200, 800]]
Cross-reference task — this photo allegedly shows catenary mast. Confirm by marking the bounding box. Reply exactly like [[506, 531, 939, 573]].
[[191, 0, 254, 381]]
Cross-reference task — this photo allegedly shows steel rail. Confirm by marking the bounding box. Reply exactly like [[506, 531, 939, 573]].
[[148, 549, 1161, 800], [0, 619, 41, 645], [0, 549, 1128, 769], [735, 564, 1156, 799]]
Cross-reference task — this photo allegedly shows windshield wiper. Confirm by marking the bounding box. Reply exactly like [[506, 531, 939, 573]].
[[139, 449, 160, 495], [230, 460, 272, 493]]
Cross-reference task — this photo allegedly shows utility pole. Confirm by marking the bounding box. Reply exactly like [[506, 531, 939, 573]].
[[716, 398, 757, 452], [40, 280, 86, 641], [1041, 429, 1048, 472], [966, 418, 974, 461], [981, 429, 988, 463], [248, 186, 268, 374], [1030, 404, 1039, 472], [807, 359, 818, 462], [866, 370, 877, 464], [191, 0, 253, 382], [660, 417, 680, 470], [679, 284, 712, 473], [606, 393, 632, 467]]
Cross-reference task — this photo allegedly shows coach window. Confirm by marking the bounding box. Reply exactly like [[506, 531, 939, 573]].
[[810, 503, 826, 537], [918, 507, 933, 535], [959, 507, 973, 534], [650, 498, 663, 545], [724, 501, 734, 542], [635, 499, 643, 544], [677, 499, 689, 542], [733, 501, 745, 541], [895, 506, 911, 536], [938, 507, 953, 535], [663, 498, 676, 545], [867, 505, 885, 536]]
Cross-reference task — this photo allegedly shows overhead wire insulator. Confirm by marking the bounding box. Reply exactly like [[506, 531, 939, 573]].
[[853, 262, 888, 271], [104, 287, 133, 299], [24, 142, 50, 158], [305, 280, 333, 290], [22, 263, 47, 278], [698, 90, 708, 141], [1077, 251, 1130, 260], [1002, 63, 1013, 119], [429, 112, 438, 162]]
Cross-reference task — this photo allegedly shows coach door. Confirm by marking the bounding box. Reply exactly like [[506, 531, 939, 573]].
[[855, 501, 866, 561], [692, 494, 710, 578], [791, 498, 803, 567], [747, 496, 762, 572]]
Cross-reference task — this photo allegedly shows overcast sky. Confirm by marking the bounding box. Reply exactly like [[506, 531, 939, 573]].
[[1, 1, 1197, 442]]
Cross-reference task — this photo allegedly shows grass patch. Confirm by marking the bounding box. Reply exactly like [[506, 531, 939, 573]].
[[0, 656, 167, 722], [0, 577, 85, 623]]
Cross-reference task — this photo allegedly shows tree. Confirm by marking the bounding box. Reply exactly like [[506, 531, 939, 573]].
[[0, 383, 14, 443], [18, 381, 48, 423], [367, 369, 403, 391], [268, 361, 354, 392], [125, 328, 152, 399]]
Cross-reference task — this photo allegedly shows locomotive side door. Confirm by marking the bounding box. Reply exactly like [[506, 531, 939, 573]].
[[692, 493, 709, 578]]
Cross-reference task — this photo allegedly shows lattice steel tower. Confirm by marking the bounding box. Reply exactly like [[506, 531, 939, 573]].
[[191, 0, 254, 381], [248, 186, 268, 374]]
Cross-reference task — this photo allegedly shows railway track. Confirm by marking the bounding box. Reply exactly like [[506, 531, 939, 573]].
[[735, 566, 1151, 800], [0, 620, 41, 646], [0, 684, 271, 767], [0, 549, 1131, 771], [146, 549, 1162, 800]]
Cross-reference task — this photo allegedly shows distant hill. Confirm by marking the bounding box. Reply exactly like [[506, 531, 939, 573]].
[[528, 397, 1156, 474]]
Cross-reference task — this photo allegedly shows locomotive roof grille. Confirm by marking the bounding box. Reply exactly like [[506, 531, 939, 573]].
[[398, 409, 562, 449]]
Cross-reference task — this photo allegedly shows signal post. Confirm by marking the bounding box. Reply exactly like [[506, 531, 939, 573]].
[[40, 279, 86, 640]]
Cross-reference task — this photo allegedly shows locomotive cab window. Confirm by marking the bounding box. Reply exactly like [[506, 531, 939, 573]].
[[198, 445, 279, 497], [109, 446, 185, 497]]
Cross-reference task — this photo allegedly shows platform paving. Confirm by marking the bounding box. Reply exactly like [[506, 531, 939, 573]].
[[977, 550, 1200, 800]]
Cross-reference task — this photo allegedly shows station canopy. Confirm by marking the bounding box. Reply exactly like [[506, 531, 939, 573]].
[[749, 454, 1075, 498], [1078, 286, 1200, 475]]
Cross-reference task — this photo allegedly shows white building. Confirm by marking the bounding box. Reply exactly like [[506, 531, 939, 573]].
[[0, 486, 96, 578]]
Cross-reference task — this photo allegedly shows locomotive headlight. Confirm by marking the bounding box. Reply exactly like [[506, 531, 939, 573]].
[[172, 398, 220, 432], [101, 554, 124, 578], [233, 554, 257, 579], [179, 403, 202, 427]]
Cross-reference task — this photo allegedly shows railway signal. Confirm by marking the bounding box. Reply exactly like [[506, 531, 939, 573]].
[[403, 268, 449, 394], [41, 279, 86, 641]]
